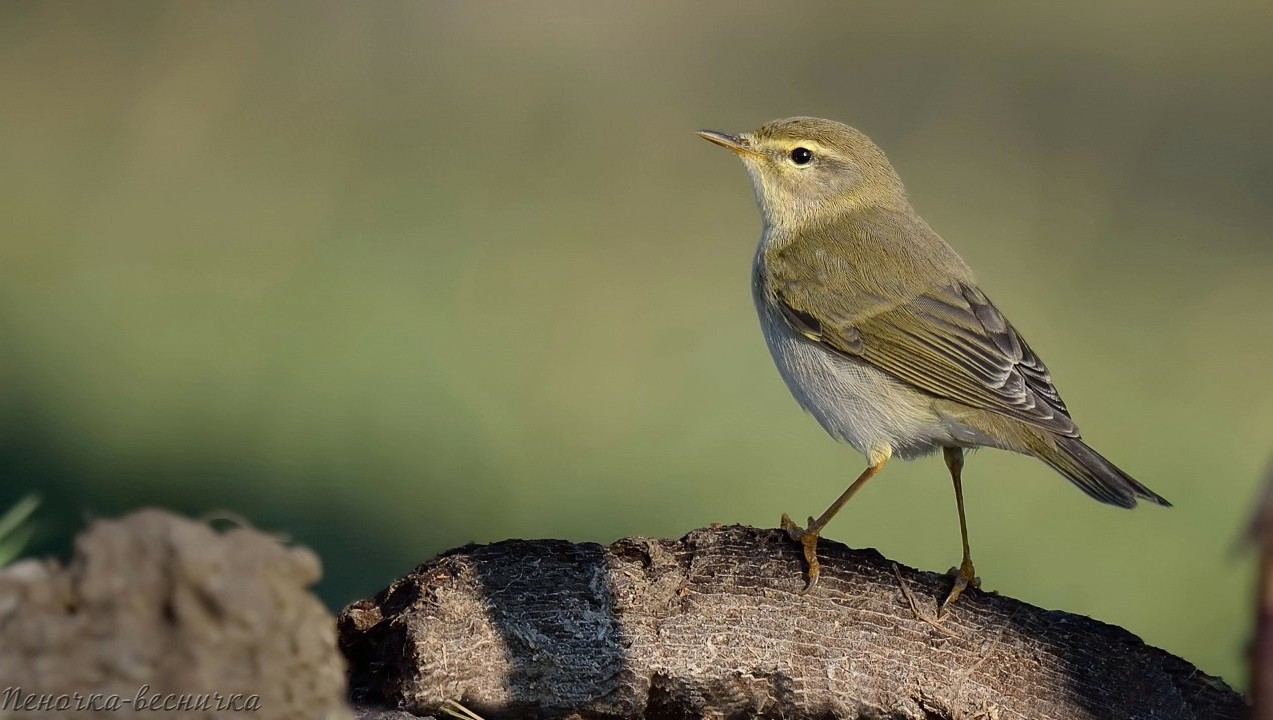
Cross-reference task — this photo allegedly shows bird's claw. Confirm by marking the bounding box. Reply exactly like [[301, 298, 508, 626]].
[[780, 513, 822, 594], [938, 559, 980, 615]]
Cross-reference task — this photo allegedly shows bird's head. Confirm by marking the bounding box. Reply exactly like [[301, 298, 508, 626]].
[[698, 117, 906, 228]]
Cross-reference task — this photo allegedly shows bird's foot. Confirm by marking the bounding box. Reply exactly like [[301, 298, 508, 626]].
[[939, 557, 980, 615], [780, 513, 823, 594]]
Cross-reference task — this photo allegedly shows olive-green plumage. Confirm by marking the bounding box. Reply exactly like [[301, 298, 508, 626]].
[[699, 117, 1168, 599]]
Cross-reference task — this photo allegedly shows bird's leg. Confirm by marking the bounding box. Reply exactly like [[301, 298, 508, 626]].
[[781, 457, 888, 594], [940, 446, 980, 611]]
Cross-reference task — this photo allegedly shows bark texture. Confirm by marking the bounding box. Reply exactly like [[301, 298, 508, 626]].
[[340, 525, 1244, 720]]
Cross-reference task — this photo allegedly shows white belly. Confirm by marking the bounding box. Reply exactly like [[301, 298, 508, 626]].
[[753, 288, 990, 462]]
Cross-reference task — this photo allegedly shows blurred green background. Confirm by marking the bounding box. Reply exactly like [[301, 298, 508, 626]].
[[2, 0, 1270, 685]]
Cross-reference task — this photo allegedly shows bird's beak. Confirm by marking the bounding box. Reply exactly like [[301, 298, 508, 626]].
[[697, 130, 758, 158]]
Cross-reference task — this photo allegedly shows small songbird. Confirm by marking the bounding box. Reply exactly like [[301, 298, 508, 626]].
[[698, 117, 1169, 607]]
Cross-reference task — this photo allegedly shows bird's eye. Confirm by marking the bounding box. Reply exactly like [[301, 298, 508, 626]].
[[789, 147, 814, 165]]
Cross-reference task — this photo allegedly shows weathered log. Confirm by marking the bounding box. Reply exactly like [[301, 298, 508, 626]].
[[341, 525, 1245, 720]]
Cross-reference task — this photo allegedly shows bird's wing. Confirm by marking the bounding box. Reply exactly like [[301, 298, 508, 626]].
[[776, 281, 1079, 437]]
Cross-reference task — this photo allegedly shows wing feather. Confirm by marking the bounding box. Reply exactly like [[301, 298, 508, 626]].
[[776, 282, 1078, 436]]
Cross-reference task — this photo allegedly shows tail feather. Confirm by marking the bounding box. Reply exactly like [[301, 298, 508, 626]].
[[1038, 436, 1171, 509]]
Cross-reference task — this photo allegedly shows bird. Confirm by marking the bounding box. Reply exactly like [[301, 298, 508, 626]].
[[697, 117, 1170, 607]]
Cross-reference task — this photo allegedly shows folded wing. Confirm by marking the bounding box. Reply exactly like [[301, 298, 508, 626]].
[[777, 282, 1079, 437]]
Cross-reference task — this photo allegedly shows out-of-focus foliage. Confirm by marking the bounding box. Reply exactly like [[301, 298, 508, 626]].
[[2, 1, 1270, 684], [0, 495, 39, 567]]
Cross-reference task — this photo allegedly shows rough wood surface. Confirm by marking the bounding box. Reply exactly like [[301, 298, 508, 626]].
[[340, 525, 1245, 720]]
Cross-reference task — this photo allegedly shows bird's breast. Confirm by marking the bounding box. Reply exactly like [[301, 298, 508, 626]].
[[751, 253, 967, 461]]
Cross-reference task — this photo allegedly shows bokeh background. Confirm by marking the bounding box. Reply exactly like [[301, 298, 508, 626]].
[[2, 1, 1271, 685]]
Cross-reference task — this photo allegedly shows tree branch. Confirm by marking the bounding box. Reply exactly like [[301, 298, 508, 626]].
[[340, 525, 1245, 720]]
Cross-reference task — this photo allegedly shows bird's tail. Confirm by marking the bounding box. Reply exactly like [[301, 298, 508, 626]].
[[1035, 435, 1171, 509]]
